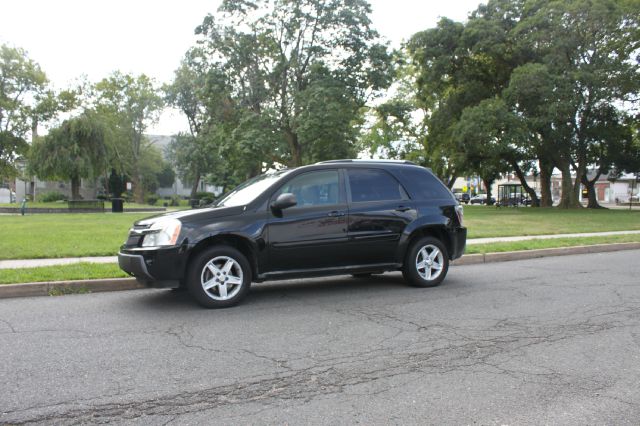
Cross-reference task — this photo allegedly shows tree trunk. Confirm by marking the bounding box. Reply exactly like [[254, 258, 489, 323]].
[[581, 172, 605, 209], [132, 173, 144, 204], [190, 169, 201, 200], [285, 129, 302, 167], [511, 162, 540, 207], [446, 175, 457, 189], [70, 176, 81, 200], [481, 176, 495, 205], [557, 162, 581, 208], [538, 158, 553, 207]]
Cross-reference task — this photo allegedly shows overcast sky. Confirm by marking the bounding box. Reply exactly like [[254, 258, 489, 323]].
[[0, 0, 483, 135]]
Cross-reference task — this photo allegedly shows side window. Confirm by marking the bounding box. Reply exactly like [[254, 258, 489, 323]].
[[347, 169, 405, 203], [395, 167, 454, 200], [275, 170, 340, 208]]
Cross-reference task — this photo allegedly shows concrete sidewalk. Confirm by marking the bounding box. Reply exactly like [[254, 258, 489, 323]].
[[1, 230, 639, 270]]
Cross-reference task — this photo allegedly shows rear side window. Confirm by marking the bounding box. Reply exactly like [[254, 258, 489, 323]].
[[347, 169, 406, 202], [394, 167, 454, 200]]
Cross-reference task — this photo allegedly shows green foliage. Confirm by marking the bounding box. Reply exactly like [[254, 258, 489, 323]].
[[145, 194, 159, 206], [190, 0, 393, 172], [37, 191, 67, 203], [28, 112, 107, 199], [0, 44, 47, 177], [95, 72, 164, 202], [364, 0, 640, 208]]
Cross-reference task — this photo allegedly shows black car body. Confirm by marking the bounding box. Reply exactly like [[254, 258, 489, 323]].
[[119, 160, 467, 307]]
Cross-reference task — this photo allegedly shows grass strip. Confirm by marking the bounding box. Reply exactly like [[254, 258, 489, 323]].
[[466, 233, 640, 254], [0, 263, 128, 285], [2, 235, 640, 285]]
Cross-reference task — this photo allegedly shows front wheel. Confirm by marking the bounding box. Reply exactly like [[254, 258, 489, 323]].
[[402, 237, 449, 287], [187, 246, 252, 308]]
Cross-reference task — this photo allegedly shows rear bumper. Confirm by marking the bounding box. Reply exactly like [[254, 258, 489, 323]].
[[450, 227, 467, 260]]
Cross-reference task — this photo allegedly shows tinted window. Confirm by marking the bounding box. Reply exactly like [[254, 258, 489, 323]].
[[348, 169, 405, 202], [276, 170, 340, 208], [395, 167, 454, 200]]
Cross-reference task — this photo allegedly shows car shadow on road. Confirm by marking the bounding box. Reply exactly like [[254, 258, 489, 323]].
[[130, 272, 465, 312]]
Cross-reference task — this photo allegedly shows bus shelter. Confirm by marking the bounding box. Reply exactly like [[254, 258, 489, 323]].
[[497, 184, 523, 207]]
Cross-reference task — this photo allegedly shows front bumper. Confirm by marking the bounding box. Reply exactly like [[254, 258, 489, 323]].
[[118, 246, 187, 288]]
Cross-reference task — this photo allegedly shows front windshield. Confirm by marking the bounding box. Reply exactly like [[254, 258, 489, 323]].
[[216, 169, 291, 207]]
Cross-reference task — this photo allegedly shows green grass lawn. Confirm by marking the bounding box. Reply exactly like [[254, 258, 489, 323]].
[[463, 205, 640, 238], [0, 206, 639, 261], [466, 233, 640, 254], [0, 263, 128, 285], [0, 213, 151, 260]]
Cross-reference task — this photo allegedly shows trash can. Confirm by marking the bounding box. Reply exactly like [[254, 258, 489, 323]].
[[190, 198, 199, 209], [111, 198, 124, 213]]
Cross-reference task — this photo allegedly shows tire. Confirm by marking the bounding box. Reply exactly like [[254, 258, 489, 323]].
[[187, 246, 252, 308], [402, 236, 449, 287]]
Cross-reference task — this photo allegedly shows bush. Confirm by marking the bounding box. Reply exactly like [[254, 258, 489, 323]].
[[195, 191, 215, 200], [146, 194, 159, 206], [38, 191, 67, 203], [170, 195, 181, 207]]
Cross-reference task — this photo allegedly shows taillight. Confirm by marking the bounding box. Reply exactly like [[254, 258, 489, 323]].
[[455, 205, 464, 227]]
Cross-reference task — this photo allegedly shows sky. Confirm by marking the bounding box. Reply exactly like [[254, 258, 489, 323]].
[[0, 0, 483, 135]]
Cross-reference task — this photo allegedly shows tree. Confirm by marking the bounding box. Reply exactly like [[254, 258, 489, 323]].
[[512, 0, 640, 207], [28, 113, 107, 199], [0, 44, 47, 178], [454, 98, 533, 205], [194, 0, 393, 169], [165, 51, 237, 196], [94, 72, 163, 202]]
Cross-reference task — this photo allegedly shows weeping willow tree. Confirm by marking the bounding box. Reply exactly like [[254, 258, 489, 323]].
[[29, 113, 107, 199]]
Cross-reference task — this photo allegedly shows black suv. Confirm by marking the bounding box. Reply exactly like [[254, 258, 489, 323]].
[[118, 160, 466, 308]]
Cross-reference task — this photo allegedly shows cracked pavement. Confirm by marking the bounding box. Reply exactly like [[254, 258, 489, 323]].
[[1, 250, 639, 424]]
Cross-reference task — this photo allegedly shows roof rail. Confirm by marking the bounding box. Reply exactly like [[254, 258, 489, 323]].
[[316, 159, 417, 165]]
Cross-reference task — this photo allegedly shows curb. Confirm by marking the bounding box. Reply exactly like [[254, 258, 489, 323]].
[[0, 278, 145, 299], [452, 242, 640, 266], [1, 242, 639, 300]]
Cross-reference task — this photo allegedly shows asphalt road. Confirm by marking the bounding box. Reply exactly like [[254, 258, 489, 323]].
[[1, 250, 639, 425]]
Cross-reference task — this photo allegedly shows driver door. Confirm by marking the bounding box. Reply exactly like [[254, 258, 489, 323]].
[[266, 169, 349, 272]]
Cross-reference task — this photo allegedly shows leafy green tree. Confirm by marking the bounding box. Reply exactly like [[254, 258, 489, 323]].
[[165, 51, 236, 195], [0, 44, 47, 178], [511, 0, 640, 207], [194, 0, 393, 168], [94, 72, 163, 202], [28, 113, 107, 199], [454, 98, 534, 205]]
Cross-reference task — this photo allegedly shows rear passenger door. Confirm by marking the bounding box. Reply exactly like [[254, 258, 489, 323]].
[[346, 168, 417, 265]]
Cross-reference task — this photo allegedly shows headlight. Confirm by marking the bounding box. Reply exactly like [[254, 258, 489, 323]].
[[141, 218, 182, 247]]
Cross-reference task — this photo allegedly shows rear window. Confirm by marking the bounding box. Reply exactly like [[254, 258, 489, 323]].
[[394, 167, 454, 200]]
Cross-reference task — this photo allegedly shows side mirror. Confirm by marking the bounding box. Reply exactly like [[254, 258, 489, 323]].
[[271, 193, 297, 211]]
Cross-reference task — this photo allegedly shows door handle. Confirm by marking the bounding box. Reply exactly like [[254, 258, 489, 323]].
[[395, 206, 411, 212], [328, 210, 346, 217]]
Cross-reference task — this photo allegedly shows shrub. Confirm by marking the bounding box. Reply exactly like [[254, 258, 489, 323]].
[[146, 194, 159, 206], [38, 191, 67, 203], [170, 195, 181, 206]]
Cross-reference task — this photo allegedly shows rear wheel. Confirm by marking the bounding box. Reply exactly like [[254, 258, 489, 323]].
[[187, 246, 252, 308], [402, 236, 449, 287]]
